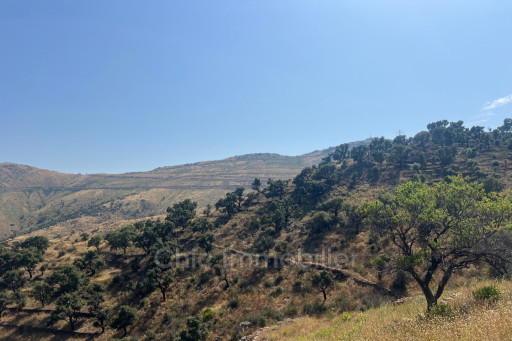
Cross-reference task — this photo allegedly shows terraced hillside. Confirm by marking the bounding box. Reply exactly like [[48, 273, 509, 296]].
[[0, 141, 370, 239]]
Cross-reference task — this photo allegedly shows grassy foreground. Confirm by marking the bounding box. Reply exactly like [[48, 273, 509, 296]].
[[259, 279, 512, 341]]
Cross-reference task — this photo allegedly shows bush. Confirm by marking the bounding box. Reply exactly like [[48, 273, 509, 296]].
[[270, 286, 284, 297], [228, 296, 240, 309], [293, 279, 303, 293], [274, 274, 284, 285], [283, 304, 298, 317], [473, 285, 501, 302], [427, 304, 454, 318], [303, 299, 328, 316]]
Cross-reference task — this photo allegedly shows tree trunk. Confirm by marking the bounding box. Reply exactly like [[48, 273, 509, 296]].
[[123, 327, 127, 337], [162, 290, 166, 302], [322, 290, 327, 303], [69, 317, 75, 330]]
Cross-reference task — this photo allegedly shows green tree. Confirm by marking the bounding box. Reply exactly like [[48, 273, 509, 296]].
[[20, 236, 49, 254], [311, 270, 334, 302], [166, 199, 198, 228], [18, 247, 43, 278], [110, 305, 138, 337], [148, 268, 174, 302], [31, 281, 53, 307], [47, 264, 89, 294], [49, 293, 84, 330], [197, 233, 214, 255], [134, 227, 160, 255], [309, 212, 331, 234], [366, 255, 390, 282], [252, 178, 262, 193], [234, 187, 245, 209], [203, 204, 212, 217], [215, 192, 238, 218], [331, 143, 349, 162], [40, 263, 48, 276], [362, 176, 512, 311], [191, 218, 213, 233], [87, 290, 110, 333], [174, 315, 210, 341], [320, 198, 343, 219], [73, 250, 105, 276], [88, 235, 103, 250], [105, 226, 136, 255], [3, 270, 26, 293], [0, 291, 12, 321], [266, 179, 288, 199]]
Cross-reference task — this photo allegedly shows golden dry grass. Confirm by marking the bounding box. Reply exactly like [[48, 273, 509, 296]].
[[260, 279, 512, 341]]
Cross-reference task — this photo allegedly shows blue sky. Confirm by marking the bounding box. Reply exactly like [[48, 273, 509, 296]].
[[1, 0, 511, 174]]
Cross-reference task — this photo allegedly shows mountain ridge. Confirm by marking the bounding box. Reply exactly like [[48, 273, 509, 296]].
[[0, 139, 370, 239]]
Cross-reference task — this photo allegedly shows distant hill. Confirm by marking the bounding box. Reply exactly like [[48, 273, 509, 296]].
[[0, 139, 371, 239]]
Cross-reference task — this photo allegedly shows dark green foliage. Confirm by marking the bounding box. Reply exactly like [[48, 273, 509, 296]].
[[3, 270, 26, 293], [0, 291, 12, 319], [270, 286, 284, 297], [49, 293, 84, 330], [303, 298, 328, 316], [105, 225, 136, 255], [473, 285, 501, 302], [215, 192, 238, 218], [73, 250, 105, 276], [147, 267, 174, 301], [18, 247, 43, 278], [228, 296, 239, 309], [88, 234, 103, 250], [234, 187, 244, 209], [166, 199, 198, 227], [197, 232, 214, 255], [309, 211, 331, 234], [191, 217, 213, 233], [20, 236, 49, 254], [311, 270, 334, 302], [426, 304, 454, 318], [252, 178, 262, 193], [110, 305, 138, 337], [390, 271, 410, 296], [47, 264, 89, 294], [319, 198, 343, 218], [253, 235, 275, 253], [174, 314, 211, 341], [31, 281, 53, 307], [266, 179, 288, 200]]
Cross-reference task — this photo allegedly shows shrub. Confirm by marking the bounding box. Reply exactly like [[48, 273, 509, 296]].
[[274, 274, 284, 285], [293, 279, 303, 293], [163, 312, 172, 325], [270, 286, 284, 297], [303, 299, 328, 316], [426, 304, 454, 318], [283, 304, 298, 317], [263, 280, 272, 288], [228, 296, 240, 309], [473, 285, 501, 302]]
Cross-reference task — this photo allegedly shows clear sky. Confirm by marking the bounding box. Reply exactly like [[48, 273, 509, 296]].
[[1, 0, 511, 174]]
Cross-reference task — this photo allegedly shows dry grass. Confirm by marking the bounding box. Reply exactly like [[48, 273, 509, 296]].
[[261, 279, 512, 341]]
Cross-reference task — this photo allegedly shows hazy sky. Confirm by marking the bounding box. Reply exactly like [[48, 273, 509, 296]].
[[1, 1, 511, 174]]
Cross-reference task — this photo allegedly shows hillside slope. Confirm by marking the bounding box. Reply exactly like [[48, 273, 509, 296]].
[[0, 141, 371, 239]]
